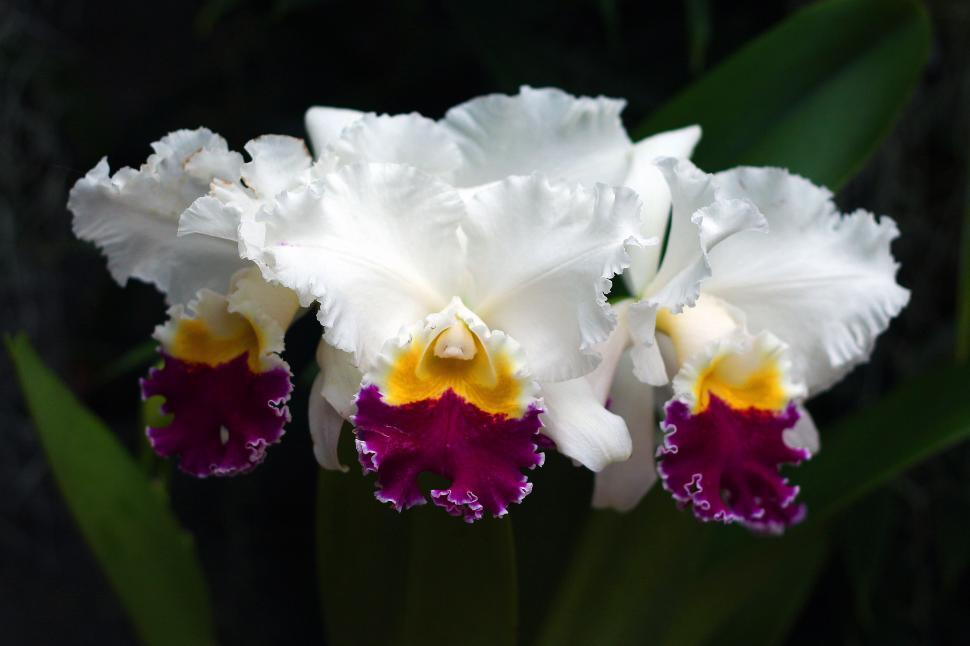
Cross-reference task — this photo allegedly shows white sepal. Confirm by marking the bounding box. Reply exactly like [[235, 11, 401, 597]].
[[592, 351, 658, 511]]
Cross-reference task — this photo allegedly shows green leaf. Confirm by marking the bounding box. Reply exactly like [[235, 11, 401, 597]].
[[659, 528, 829, 646], [317, 435, 518, 646], [400, 510, 517, 646], [637, 0, 931, 190], [800, 362, 970, 521], [538, 361, 970, 645], [316, 447, 409, 646], [5, 333, 216, 646]]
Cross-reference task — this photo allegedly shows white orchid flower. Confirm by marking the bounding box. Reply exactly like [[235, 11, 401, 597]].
[[300, 86, 702, 473], [236, 160, 650, 520], [590, 159, 909, 533], [68, 129, 304, 476]]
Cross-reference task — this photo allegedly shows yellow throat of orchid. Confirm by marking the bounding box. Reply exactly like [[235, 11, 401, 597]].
[[658, 296, 796, 414], [374, 311, 531, 418]]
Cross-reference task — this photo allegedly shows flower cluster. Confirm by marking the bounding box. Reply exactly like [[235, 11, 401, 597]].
[[68, 87, 907, 530]]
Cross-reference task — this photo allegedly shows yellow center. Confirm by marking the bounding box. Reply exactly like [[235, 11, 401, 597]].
[[380, 322, 526, 417], [168, 313, 264, 371], [692, 351, 788, 413]]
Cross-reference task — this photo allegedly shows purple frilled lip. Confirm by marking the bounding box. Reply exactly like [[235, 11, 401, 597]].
[[657, 395, 810, 534], [353, 385, 545, 522], [140, 352, 292, 477]]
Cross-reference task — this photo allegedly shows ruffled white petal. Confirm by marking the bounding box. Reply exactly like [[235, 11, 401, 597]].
[[443, 86, 633, 188], [240, 135, 313, 200], [627, 158, 766, 385], [540, 378, 632, 472], [179, 195, 240, 241], [181, 135, 316, 254], [328, 113, 463, 180], [305, 106, 364, 157], [592, 351, 658, 511], [622, 125, 702, 295], [240, 163, 464, 367], [308, 371, 349, 472], [703, 167, 910, 394], [464, 175, 650, 382], [68, 129, 245, 304]]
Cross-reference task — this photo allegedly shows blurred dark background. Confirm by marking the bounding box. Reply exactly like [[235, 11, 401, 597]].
[[1, 0, 968, 644]]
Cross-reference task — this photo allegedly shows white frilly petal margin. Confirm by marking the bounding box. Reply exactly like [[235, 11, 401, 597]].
[[239, 162, 465, 368], [68, 128, 246, 305], [464, 175, 651, 383], [305, 106, 364, 158], [328, 113, 464, 180], [626, 158, 767, 385], [702, 166, 910, 394], [622, 125, 703, 295], [442, 86, 634, 188]]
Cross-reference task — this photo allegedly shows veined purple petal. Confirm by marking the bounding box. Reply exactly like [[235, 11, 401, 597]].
[[657, 395, 809, 534], [141, 352, 291, 477], [353, 385, 544, 522]]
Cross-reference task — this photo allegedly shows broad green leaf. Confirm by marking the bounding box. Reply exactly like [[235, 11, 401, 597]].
[[400, 510, 517, 646], [660, 528, 829, 646], [5, 334, 215, 646], [539, 362, 970, 646], [317, 433, 517, 646], [800, 362, 970, 520], [637, 0, 931, 190], [316, 445, 409, 646]]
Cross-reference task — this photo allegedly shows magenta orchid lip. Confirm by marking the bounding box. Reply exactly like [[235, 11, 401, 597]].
[[142, 352, 292, 477]]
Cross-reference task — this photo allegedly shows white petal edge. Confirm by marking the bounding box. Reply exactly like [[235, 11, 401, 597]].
[[240, 135, 313, 200], [464, 175, 650, 382], [328, 113, 463, 180], [443, 86, 633, 188], [540, 378, 632, 472], [592, 351, 658, 511], [68, 128, 246, 304], [308, 371, 349, 472], [704, 166, 910, 394], [622, 125, 702, 295], [240, 162, 465, 368], [626, 157, 766, 386], [305, 106, 364, 158]]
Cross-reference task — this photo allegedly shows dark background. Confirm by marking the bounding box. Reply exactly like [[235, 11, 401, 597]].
[[2, 1, 968, 644]]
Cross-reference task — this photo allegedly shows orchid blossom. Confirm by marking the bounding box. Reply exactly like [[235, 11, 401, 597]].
[[298, 86, 702, 474], [68, 130, 306, 476], [235, 161, 648, 520], [65, 87, 908, 532], [592, 159, 909, 532]]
